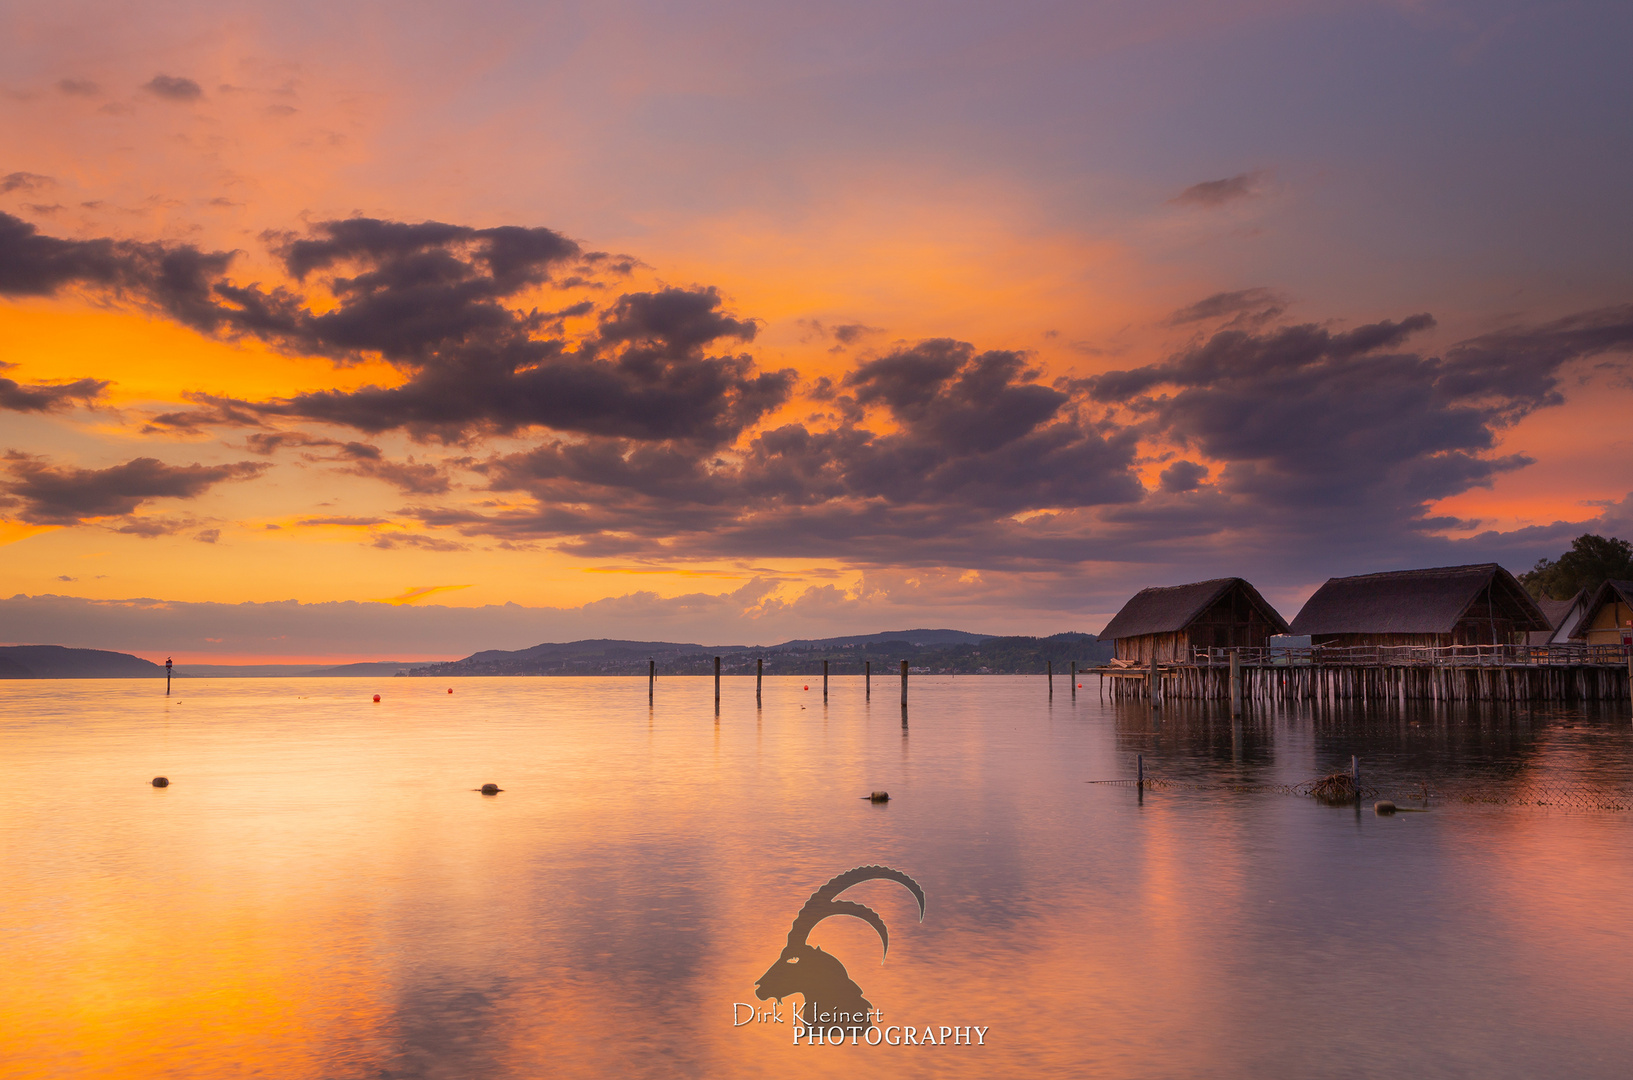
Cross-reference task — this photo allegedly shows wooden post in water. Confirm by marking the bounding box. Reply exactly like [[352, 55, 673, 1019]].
[[1047, 659, 1053, 699], [1351, 755, 1360, 801], [1071, 661, 1077, 699], [714, 656, 721, 711], [1137, 753, 1145, 790], [165, 656, 172, 696], [1229, 649, 1241, 714], [756, 657, 762, 706], [866, 660, 871, 700], [823, 660, 829, 702], [1148, 654, 1160, 707], [900, 660, 909, 709], [648, 658, 654, 704]]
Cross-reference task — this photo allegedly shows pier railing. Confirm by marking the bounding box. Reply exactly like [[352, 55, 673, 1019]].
[[1188, 642, 1631, 668]]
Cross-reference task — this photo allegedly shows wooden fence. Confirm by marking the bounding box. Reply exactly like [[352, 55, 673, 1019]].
[[1095, 642, 1632, 704], [1188, 642, 1630, 668]]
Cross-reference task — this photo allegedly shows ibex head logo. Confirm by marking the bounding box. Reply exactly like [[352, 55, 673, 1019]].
[[754, 865, 926, 1027]]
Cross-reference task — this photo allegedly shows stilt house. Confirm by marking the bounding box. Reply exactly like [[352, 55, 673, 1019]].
[[1099, 578, 1288, 664], [1527, 588, 1589, 645], [1570, 580, 1633, 647], [1288, 563, 1549, 647]]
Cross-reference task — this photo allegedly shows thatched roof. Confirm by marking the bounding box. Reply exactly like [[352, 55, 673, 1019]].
[[1288, 563, 1549, 636], [1570, 579, 1633, 639], [1099, 578, 1288, 640], [1535, 589, 1586, 631]]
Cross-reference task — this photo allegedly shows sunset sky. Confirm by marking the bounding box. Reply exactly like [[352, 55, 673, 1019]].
[[3, 0, 1632, 660]]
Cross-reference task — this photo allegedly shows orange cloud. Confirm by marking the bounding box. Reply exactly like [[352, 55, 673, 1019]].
[[369, 584, 474, 606]]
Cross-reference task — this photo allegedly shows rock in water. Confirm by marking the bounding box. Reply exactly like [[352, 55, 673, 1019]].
[[480, 783, 502, 795], [1374, 800, 1397, 815], [151, 777, 169, 788], [869, 790, 890, 802]]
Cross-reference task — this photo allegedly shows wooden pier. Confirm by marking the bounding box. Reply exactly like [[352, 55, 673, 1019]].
[[1093, 644, 1633, 704]]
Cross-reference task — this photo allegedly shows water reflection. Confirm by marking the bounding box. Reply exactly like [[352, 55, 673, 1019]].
[[1, 676, 1630, 1079]]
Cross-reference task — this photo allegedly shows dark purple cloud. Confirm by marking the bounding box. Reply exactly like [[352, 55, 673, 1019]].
[[4, 209, 1632, 586], [0, 213, 796, 447], [1, 453, 267, 524], [1079, 307, 1633, 571], [1159, 460, 1209, 493], [143, 74, 203, 101], [409, 338, 1146, 564], [0, 363, 109, 412], [1170, 171, 1263, 207], [334, 446, 453, 495], [2, 172, 54, 194], [1165, 288, 1285, 327]]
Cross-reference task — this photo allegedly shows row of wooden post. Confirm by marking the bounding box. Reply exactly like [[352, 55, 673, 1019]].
[[1108, 655, 1632, 704], [647, 657, 914, 710], [642, 657, 1093, 710]]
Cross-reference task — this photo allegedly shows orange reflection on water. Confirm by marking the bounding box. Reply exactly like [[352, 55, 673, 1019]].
[[3, 678, 1633, 1079]]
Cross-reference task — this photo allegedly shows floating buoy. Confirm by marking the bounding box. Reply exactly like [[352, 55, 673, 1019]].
[[1374, 801, 1397, 815], [1077, 683, 1083, 688], [372, 694, 381, 702], [447, 688, 453, 694], [151, 776, 169, 788], [803, 685, 809, 691], [479, 783, 502, 795]]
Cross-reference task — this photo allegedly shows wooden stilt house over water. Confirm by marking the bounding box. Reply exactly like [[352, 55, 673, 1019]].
[[1528, 588, 1590, 645], [1099, 578, 1288, 664], [1288, 563, 1549, 647], [1571, 580, 1633, 647]]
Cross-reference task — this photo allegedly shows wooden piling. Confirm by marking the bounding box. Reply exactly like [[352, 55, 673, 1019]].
[[900, 659, 909, 708], [1229, 649, 1241, 714], [1047, 659, 1053, 698], [714, 656, 721, 710], [1071, 661, 1077, 699], [756, 656, 762, 705], [866, 660, 871, 699], [823, 659, 829, 702], [648, 658, 654, 704]]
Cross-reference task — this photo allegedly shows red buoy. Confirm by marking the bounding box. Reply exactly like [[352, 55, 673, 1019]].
[[372, 694, 381, 702], [803, 685, 809, 691], [447, 688, 453, 694]]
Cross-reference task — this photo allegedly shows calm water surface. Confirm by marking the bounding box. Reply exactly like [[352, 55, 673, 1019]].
[[3, 676, 1632, 1078]]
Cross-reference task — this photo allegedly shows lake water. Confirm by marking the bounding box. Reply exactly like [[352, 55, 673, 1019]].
[[3, 675, 1632, 1079]]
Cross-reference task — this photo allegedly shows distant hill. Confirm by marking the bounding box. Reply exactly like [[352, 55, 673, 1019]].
[[0, 651, 443, 679], [771, 628, 993, 649], [0, 631, 1112, 680], [177, 661, 433, 677], [0, 645, 165, 679], [405, 631, 1109, 677], [305, 660, 431, 677]]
